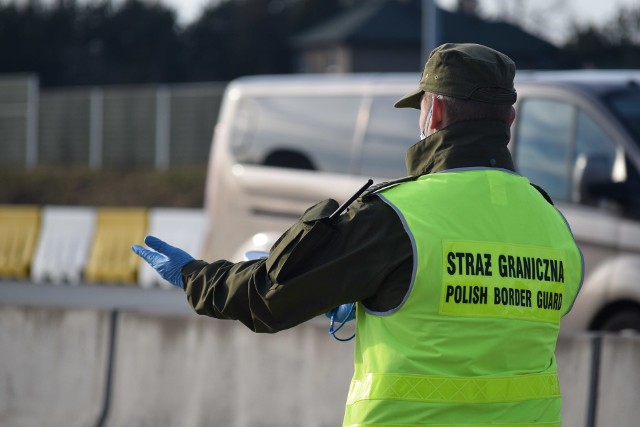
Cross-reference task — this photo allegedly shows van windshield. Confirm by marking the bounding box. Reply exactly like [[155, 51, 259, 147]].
[[606, 89, 640, 145]]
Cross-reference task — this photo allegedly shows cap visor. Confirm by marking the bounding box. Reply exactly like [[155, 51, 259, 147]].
[[394, 88, 423, 109]]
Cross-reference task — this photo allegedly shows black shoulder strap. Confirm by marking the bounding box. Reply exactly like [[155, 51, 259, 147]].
[[530, 183, 554, 205], [362, 175, 419, 201]]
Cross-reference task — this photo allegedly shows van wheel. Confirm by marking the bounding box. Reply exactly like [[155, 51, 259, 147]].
[[264, 149, 315, 170], [599, 309, 640, 334]]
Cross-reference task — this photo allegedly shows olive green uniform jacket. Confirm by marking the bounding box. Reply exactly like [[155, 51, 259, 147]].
[[181, 120, 534, 333]]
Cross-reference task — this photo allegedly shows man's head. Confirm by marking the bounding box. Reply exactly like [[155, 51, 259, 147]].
[[396, 43, 517, 138]]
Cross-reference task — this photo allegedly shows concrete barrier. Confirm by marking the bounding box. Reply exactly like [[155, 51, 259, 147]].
[[597, 334, 640, 426], [556, 334, 594, 427], [104, 312, 352, 427], [84, 208, 148, 285], [31, 206, 96, 284], [0, 304, 638, 427], [0, 306, 111, 427], [0, 206, 207, 288], [137, 208, 206, 289], [0, 206, 40, 279]]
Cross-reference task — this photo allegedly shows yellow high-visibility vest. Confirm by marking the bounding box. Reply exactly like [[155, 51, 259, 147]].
[[343, 169, 583, 427]]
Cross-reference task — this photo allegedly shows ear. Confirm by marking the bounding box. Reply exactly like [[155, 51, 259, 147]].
[[430, 96, 444, 131], [508, 106, 516, 126]]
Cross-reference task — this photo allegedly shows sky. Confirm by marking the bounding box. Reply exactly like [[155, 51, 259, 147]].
[[439, 0, 639, 44], [439, 0, 639, 23]]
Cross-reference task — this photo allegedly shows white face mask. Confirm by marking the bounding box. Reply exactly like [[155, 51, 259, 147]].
[[419, 107, 433, 140]]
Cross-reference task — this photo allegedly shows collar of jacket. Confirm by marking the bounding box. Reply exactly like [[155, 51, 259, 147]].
[[405, 120, 516, 176]]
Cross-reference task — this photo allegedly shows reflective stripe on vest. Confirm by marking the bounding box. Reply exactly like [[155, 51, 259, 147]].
[[347, 372, 560, 405], [345, 423, 561, 427]]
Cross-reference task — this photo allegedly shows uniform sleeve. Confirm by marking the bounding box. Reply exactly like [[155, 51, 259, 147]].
[[181, 195, 413, 333]]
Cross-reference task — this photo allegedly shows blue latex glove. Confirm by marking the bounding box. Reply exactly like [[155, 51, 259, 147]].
[[325, 303, 356, 323], [326, 303, 356, 342], [131, 235, 195, 288]]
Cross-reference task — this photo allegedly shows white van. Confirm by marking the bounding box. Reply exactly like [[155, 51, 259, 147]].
[[202, 71, 640, 334]]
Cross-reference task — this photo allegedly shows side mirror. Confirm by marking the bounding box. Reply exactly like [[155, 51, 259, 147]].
[[573, 153, 614, 205]]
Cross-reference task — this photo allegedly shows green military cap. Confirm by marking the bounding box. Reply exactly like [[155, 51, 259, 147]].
[[395, 43, 517, 109]]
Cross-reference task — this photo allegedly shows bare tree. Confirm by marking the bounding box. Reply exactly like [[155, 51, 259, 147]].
[[610, 6, 640, 45], [479, 0, 568, 45], [565, 5, 640, 68], [455, 0, 479, 17]]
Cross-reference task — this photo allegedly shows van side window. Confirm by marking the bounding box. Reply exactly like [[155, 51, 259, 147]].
[[607, 90, 640, 142], [515, 98, 574, 201], [229, 96, 361, 173], [359, 95, 418, 179], [515, 98, 618, 203], [574, 110, 617, 174]]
